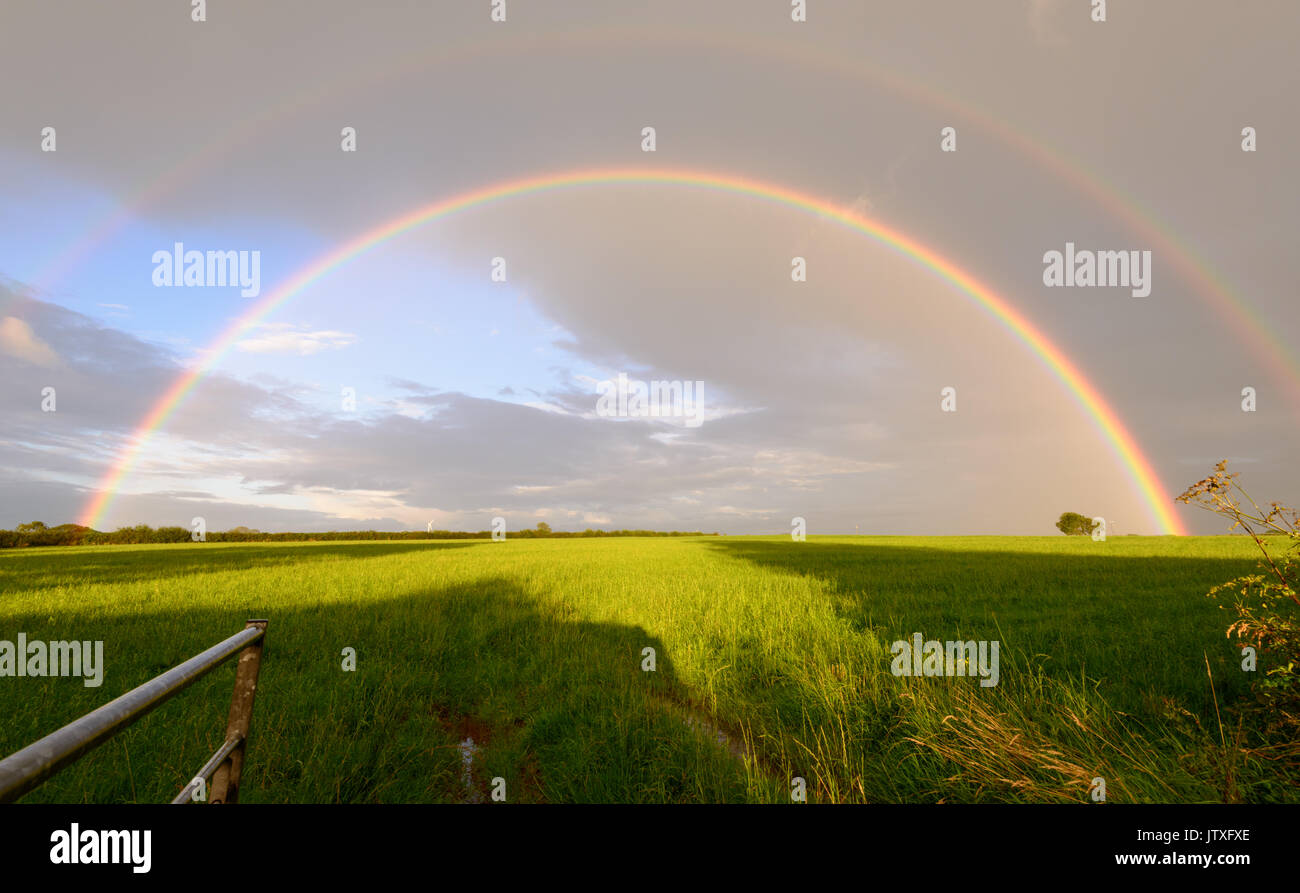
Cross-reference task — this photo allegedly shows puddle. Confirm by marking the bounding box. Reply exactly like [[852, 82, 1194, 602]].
[[434, 708, 495, 804], [682, 712, 753, 763], [459, 736, 485, 804], [438, 703, 753, 802]]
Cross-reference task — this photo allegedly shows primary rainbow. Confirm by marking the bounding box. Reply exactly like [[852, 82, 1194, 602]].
[[77, 167, 1187, 534]]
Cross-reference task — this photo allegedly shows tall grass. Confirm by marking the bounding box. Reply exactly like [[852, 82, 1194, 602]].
[[0, 535, 1288, 803]]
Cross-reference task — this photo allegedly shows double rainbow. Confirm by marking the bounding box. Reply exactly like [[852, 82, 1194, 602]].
[[77, 167, 1187, 534]]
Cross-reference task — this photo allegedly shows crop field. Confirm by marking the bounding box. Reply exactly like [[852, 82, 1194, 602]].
[[0, 534, 1287, 804]]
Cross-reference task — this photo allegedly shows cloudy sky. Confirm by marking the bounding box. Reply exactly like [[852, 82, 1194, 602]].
[[1, 0, 1295, 535]]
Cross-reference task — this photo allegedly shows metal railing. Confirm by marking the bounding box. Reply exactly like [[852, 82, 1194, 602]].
[[0, 619, 268, 804]]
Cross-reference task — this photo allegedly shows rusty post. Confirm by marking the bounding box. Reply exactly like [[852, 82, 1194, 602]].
[[210, 619, 267, 804]]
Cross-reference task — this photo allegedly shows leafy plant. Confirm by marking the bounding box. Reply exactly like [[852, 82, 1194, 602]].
[[1178, 461, 1299, 760]]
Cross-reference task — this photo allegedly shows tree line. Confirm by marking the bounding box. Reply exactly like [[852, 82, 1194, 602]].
[[0, 521, 714, 549]]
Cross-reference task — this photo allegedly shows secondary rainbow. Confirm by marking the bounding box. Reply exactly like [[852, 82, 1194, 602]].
[[25, 26, 1297, 411], [77, 167, 1188, 534]]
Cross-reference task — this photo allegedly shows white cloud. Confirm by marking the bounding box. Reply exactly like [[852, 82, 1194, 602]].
[[522, 400, 572, 415], [0, 316, 61, 368], [235, 323, 357, 355]]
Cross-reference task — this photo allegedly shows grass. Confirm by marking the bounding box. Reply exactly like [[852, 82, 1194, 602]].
[[0, 534, 1290, 803]]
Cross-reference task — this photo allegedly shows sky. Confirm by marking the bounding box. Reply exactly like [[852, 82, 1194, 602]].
[[0, 0, 1296, 535]]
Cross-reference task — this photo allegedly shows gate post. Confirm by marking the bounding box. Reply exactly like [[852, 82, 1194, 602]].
[[211, 619, 268, 804]]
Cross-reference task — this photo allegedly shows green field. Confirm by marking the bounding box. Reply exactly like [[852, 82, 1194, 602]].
[[0, 535, 1290, 803]]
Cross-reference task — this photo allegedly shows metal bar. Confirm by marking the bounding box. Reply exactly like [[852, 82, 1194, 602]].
[[209, 620, 268, 804], [170, 734, 245, 804], [0, 624, 266, 803]]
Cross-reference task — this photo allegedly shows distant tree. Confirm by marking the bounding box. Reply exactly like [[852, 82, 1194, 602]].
[[227, 526, 261, 534], [16, 521, 47, 532], [536, 521, 552, 535], [1055, 512, 1098, 536]]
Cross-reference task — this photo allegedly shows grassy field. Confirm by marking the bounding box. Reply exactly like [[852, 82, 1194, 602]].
[[0, 535, 1290, 804]]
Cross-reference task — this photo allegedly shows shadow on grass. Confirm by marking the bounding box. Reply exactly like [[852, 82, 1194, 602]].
[[1, 575, 759, 804], [0, 540, 483, 594], [703, 538, 1262, 715]]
